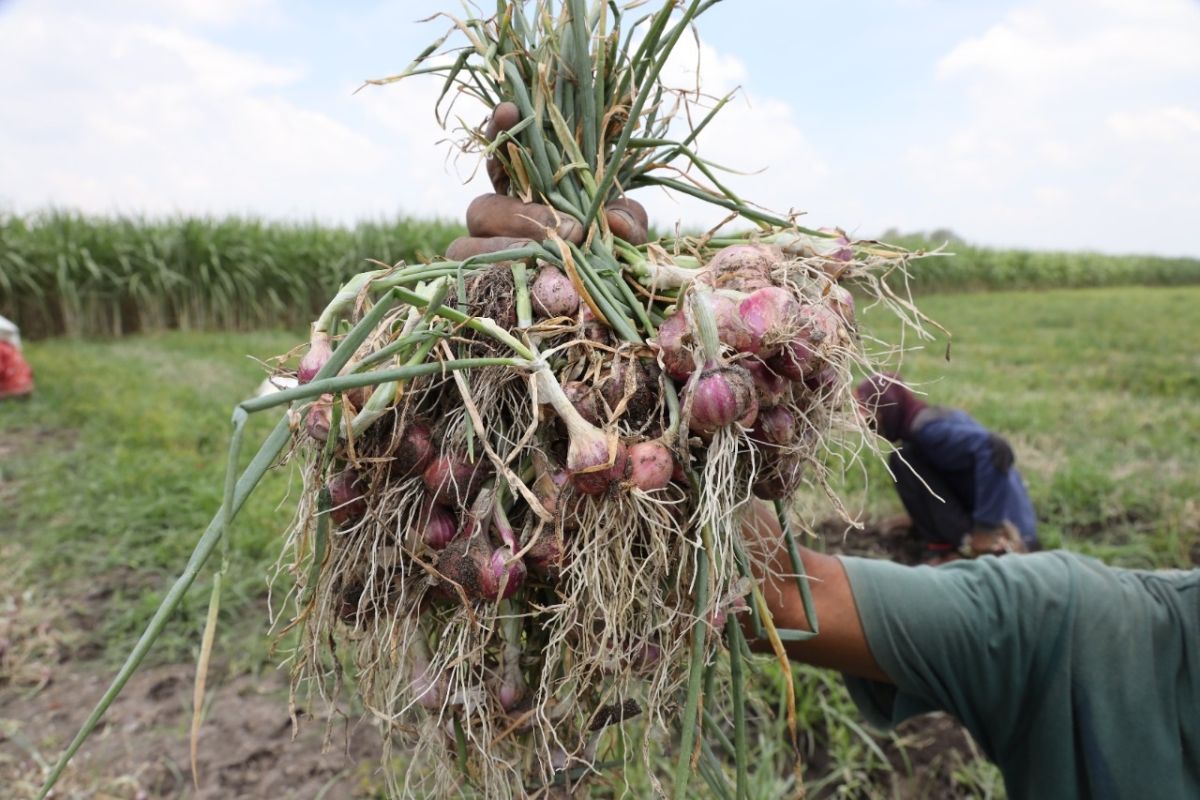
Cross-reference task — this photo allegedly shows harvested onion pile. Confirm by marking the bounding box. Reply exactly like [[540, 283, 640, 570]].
[[39, 3, 936, 800]]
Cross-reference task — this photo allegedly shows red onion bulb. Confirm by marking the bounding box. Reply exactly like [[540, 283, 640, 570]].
[[327, 468, 366, 526], [298, 332, 332, 384], [625, 440, 674, 491], [685, 365, 759, 435], [422, 502, 459, 550], [481, 546, 527, 601], [740, 286, 800, 358], [423, 453, 490, 507], [652, 310, 696, 382], [751, 405, 798, 447], [569, 437, 628, 496], [390, 420, 434, 479], [531, 265, 580, 318], [305, 394, 333, 442]]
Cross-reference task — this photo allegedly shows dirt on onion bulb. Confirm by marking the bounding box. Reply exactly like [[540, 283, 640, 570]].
[[531, 264, 580, 318], [390, 420, 434, 479], [651, 310, 697, 382], [701, 244, 778, 292], [625, 440, 674, 491], [436, 536, 497, 602], [563, 381, 601, 426], [744, 358, 790, 405], [751, 405, 798, 447], [752, 452, 806, 500]]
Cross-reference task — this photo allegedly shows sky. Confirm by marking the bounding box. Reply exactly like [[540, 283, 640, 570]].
[[1, 0, 1198, 255]]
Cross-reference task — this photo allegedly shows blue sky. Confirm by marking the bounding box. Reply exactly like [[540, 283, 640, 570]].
[[1, 0, 1198, 255]]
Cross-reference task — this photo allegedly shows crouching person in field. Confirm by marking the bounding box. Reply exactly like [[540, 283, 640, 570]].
[[854, 372, 1039, 563]]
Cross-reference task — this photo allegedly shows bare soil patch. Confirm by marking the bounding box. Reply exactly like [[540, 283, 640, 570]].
[[0, 661, 382, 799]]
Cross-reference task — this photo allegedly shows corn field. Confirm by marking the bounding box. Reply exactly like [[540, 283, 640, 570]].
[[0, 211, 464, 338], [3, 212, 1198, 339], [886, 229, 1200, 292]]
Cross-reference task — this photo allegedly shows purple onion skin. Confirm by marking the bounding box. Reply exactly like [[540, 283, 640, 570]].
[[298, 335, 332, 385], [328, 469, 366, 526], [563, 381, 601, 425], [634, 642, 663, 672], [390, 421, 434, 479], [818, 227, 854, 262], [740, 286, 800, 358], [482, 547, 527, 601], [685, 365, 759, 435], [422, 502, 459, 550], [626, 440, 674, 491], [532, 265, 581, 318], [652, 311, 696, 382], [766, 332, 820, 381], [423, 453, 490, 507], [751, 405, 797, 447], [707, 293, 753, 353], [745, 358, 789, 405], [570, 439, 628, 496], [305, 394, 333, 442], [497, 679, 524, 712]]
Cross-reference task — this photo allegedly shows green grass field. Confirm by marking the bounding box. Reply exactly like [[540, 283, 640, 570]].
[[3, 285, 1197, 796]]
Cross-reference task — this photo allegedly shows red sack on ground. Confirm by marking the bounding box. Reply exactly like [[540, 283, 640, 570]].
[[0, 341, 34, 398]]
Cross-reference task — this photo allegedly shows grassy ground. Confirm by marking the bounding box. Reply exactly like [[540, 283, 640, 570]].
[[3, 285, 1197, 796], [0, 329, 301, 670]]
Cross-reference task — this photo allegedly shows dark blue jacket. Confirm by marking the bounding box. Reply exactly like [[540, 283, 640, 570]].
[[908, 409, 1038, 548]]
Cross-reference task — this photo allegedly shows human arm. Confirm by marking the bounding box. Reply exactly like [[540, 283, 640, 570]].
[[739, 502, 890, 683], [742, 501, 1077, 757]]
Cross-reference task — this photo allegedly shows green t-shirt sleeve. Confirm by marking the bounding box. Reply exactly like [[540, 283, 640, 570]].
[[838, 554, 1074, 761], [838, 552, 1200, 798]]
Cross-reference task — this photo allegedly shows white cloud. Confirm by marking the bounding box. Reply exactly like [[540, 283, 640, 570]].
[[1107, 106, 1200, 142], [908, 0, 1200, 253], [637, 34, 831, 232], [0, 3, 419, 221]]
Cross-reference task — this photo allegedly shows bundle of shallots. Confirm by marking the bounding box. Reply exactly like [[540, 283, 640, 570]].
[[40, 3, 937, 799]]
